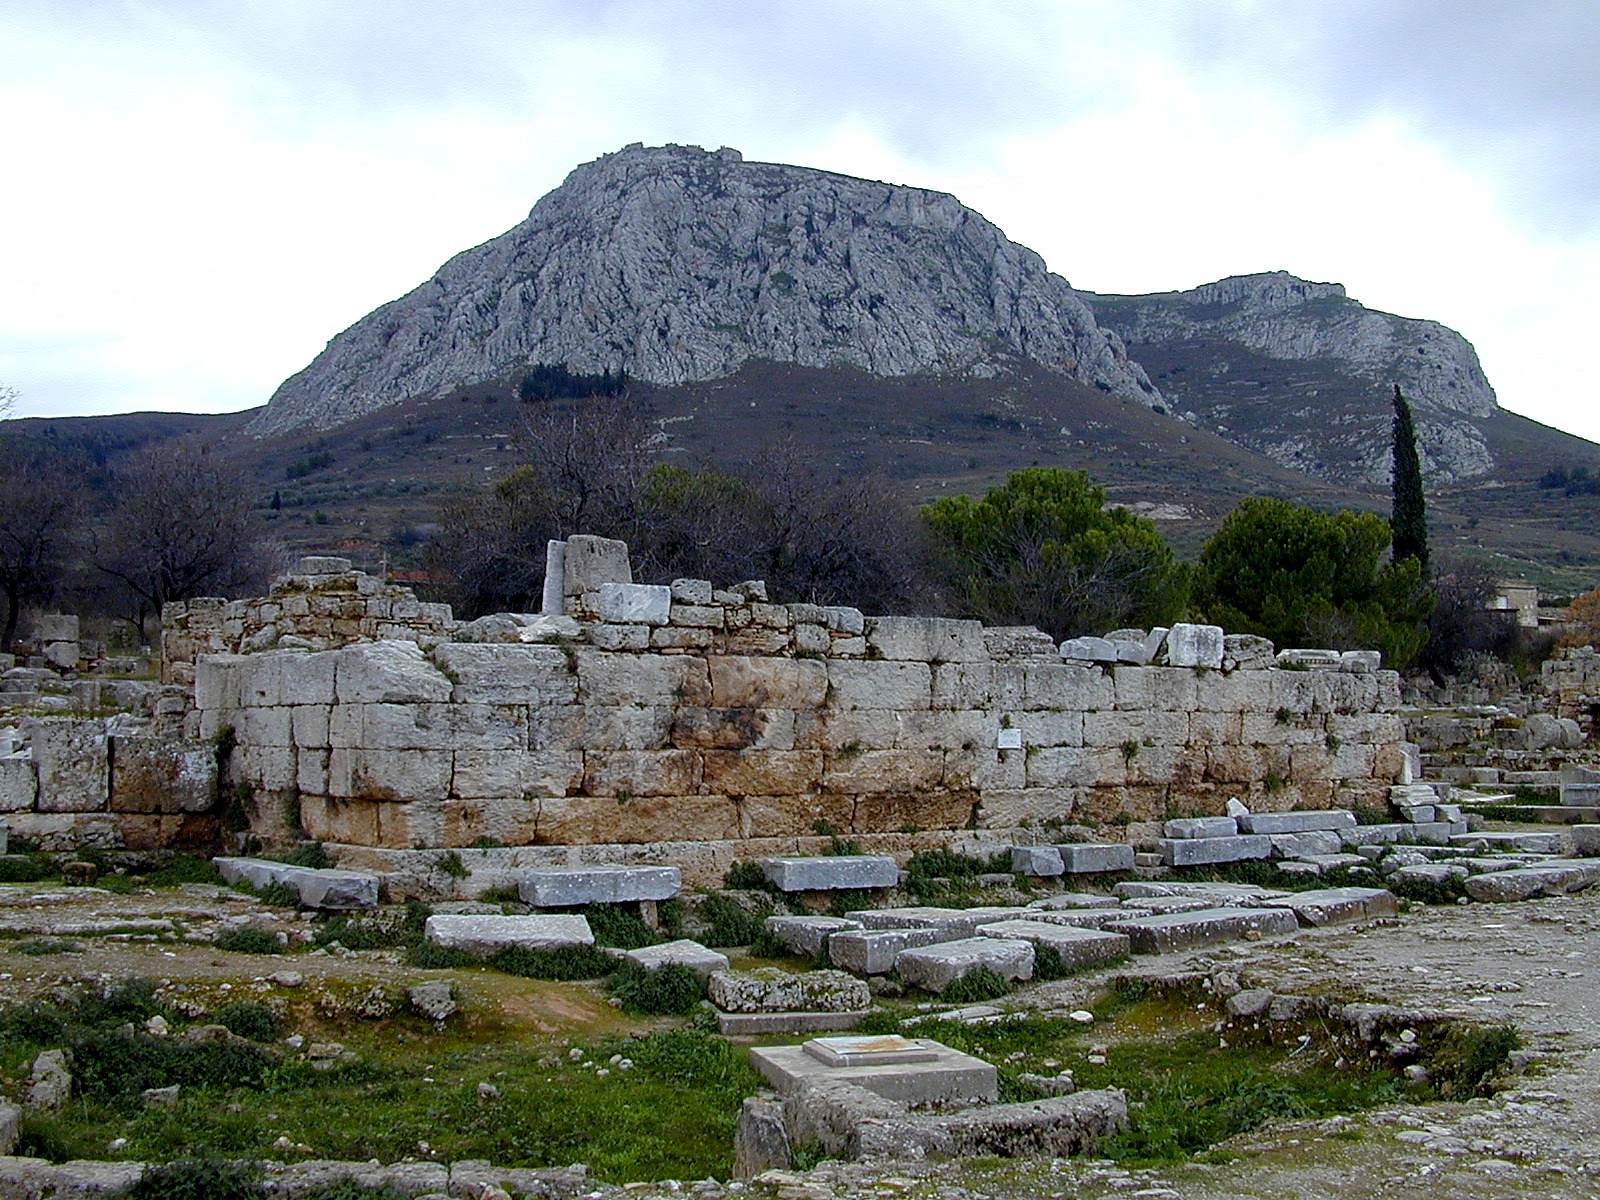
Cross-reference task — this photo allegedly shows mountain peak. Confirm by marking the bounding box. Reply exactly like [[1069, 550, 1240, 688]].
[[250, 143, 1159, 436]]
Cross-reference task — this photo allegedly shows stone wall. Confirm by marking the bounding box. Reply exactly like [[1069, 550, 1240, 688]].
[[1544, 647, 1600, 743], [161, 556, 453, 685], [0, 717, 218, 851], [193, 544, 1405, 882]]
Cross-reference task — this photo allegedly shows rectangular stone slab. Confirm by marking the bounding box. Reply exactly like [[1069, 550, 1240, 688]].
[[1236, 810, 1357, 835], [973, 920, 1130, 971], [894, 936, 1035, 994], [1056, 844, 1136, 874], [1463, 860, 1600, 902], [1261, 887, 1399, 926], [804, 1035, 939, 1067], [748, 1039, 998, 1106], [828, 926, 942, 975], [847, 906, 1029, 937], [760, 855, 899, 892], [1157, 835, 1272, 867], [716, 1011, 866, 1035], [764, 915, 863, 958], [624, 939, 729, 982], [1105, 906, 1299, 953], [1010, 846, 1065, 876], [515, 865, 682, 906], [1449, 831, 1570, 855], [1163, 816, 1239, 839], [423, 913, 594, 956]]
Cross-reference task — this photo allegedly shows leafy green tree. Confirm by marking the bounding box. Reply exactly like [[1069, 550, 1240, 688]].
[[1195, 496, 1431, 667], [921, 468, 1188, 640], [1390, 384, 1428, 569]]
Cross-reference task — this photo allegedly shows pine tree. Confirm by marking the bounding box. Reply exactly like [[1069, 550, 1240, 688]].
[[1390, 384, 1428, 570]]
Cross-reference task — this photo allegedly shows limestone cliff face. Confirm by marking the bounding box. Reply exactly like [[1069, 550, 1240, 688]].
[[251, 144, 1160, 435], [1087, 272, 1499, 484]]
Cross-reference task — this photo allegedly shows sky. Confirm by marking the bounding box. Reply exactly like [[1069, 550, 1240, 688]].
[[3, 0, 1600, 445]]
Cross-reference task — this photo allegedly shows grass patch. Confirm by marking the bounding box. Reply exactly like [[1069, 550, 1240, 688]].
[[213, 927, 284, 955], [1387, 873, 1470, 905], [0, 854, 54, 883], [315, 902, 432, 951], [142, 856, 224, 888], [213, 1001, 285, 1043], [406, 941, 617, 981], [10, 938, 83, 956]]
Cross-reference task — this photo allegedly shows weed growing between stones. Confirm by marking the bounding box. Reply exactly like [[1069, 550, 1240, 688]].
[[904, 847, 1012, 903], [587, 903, 665, 950], [609, 962, 702, 1016], [9, 938, 84, 955], [213, 927, 285, 955], [697, 893, 771, 947], [0, 853, 53, 883], [128, 1158, 409, 1200], [721, 860, 775, 892], [316, 902, 432, 951], [940, 965, 1013, 1003]]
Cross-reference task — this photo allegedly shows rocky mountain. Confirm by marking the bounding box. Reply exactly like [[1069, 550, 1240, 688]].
[[1084, 272, 1498, 484], [251, 143, 1160, 436]]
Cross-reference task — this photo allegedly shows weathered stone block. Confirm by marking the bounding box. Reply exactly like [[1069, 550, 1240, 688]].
[[702, 749, 824, 795], [670, 603, 725, 629], [827, 926, 942, 975], [974, 920, 1130, 971], [1057, 843, 1135, 874], [1268, 830, 1344, 858], [0, 755, 37, 813], [1163, 816, 1238, 839], [595, 582, 672, 626], [894, 937, 1034, 993], [1106, 906, 1298, 952], [824, 748, 944, 793], [826, 660, 932, 711], [1463, 860, 1600, 902], [334, 642, 450, 704], [1157, 835, 1272, 867], [709, 967, 871, 1013], [1263, 886, 1399, 926], [625, 939, 729, 982], [516, 865, 681, 906], [328, 747, 453, 801], [578, 650, 709, 707], [1236, 810, 1357, 834], [866, 617, 986, 663], [562, 534, 631, 595], [1011, 846, 1064, 876], [30, 719, 108, 813], [424, 913, 594, 955], [1059, 636, 1119, 663], [1113, 666, 1199, 712], [110, 737, 215, 815], [581, 749, 701, 797], [1164, 624, 1224, 669], [670, 578, 713, 604], [764, 915, 864, 958], [708, 656, 828, 709], [671, 707, 797, 751], [822, 606, 866, 635], [760, 855, 899, 891], [430, 643, 576, 705], [1223, 633, 1276, 670]]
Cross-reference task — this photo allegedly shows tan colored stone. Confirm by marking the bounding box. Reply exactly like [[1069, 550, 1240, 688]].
[[439, 796, 541, 847], [1021, 662, 1112, 711], [1084, 710, 1189, 749], [328, 747, 453, 802], [582, 749, 702, 797], [452, 750, 584, 800], [701, 750, 824, 796], [721, 628, 792, 655], [853, 788, 979, 833], [708, 656, 828, 709], [826, 660, 931, 711], [536, 793, 740, 844], [577, 649, 710, 707], [791, 709, 900, 751], [1025, 746, 1095, 789], [669, 707, 797, 751], [109, 737, 215, 815], [300, 796, 416, 848], [895, 709, 989, 751], [737, 793, 856, 839], [581, 705, 674, 750], [1113, 666, 1199, 712], [651, 627, 713, 650], [975, 787, 1077, 829], [823, 748, 944, 793]]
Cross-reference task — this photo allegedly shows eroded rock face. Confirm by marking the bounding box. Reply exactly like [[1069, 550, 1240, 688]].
[[251, 143, 1160, 435], [1086, 271, 1499, 484]]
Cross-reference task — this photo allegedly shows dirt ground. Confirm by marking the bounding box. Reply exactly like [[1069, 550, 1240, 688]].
[[4, 880, 1600, 1199]]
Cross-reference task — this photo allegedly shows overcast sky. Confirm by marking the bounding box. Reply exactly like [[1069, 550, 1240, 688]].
[[4, 0, 1599, 446]]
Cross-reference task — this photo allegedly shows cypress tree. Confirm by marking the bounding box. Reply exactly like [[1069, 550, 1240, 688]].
[[1390, 384, 1428, 570]]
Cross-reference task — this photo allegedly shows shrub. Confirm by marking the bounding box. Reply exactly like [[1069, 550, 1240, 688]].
[[588, 903, 664, 950], [940, 966, 1012, 1003], [277, 842, 332, 870], [698, 893, 769, 947], [214, 927, 284, 955], [129, 1157, 262, 1200], [722, 860, 771, 891], [213, 1000, 284, 1042], [609, 961, 703, 1016], [71, 1029, 277, 1099], [0, 855, 52, 883]]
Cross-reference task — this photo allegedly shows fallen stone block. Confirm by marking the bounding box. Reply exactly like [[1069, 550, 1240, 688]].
[[762, 915, 862, 959], [894, 937, 1034, 994], [1268, 830, 1344, 859], [760, 855, 899, 892], [1059, 636, 1119, 663], [847, 906, 1030, 937], [973, 920, 1130, 972], [1449, 831, 1570, 855], [1105, 906, 1299, 953], [1276, 861, 1322, 879], [515, 865, 682, 906], [423, 914, 594, 956], [0, 1100, 17, 1155], [1164, 623, 1223, 669], [1056, 843, 1135, 874], [1275, 648, 1342, 670], [1223, 633, 1275, 670], [1025, 893, 1122, 911], [1394, 804, 1437, 823], [1163, 816, 1238, 839], [1010, 845, 1065, 876], [1571, 825, 1600, 857], [1262, 887, 1399, 926], [709, 967, 871, 1013], [293, 869, 380, 910], [1391, 863, 1467, 885], [828, 927, 942, 976], [1463, 860, 1600, 902], [753, 1036, 998, 1106], [624, 939, 729, 983], [1157, 835, 1272, 867], [1236, 810, 1357, 835], [934, 1088, 1129, 1157], [718, 1011, 867, 1036]]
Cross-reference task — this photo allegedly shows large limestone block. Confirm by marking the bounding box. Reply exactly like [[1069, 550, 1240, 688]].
[[330, 703, 452, 751], [1025, 746, 1093, 789], [708, 967, 870, 1013], [671, 707, 797, 751], [577, 649, 710, 707], [853, 787, 978, 834], [932, 662, 1003, 711], [702, 749, 824, 796], [1083, 709, 1189, 750], [291, 705, 332, 750], [1106, 906, 1298, 953], [451, 750, 583, 801], [826, 660, 932, 711], [1223, 633, 1276, 670], [1113, 667, 1199, 712], [824, 748, 944, 794], [865, 616, 986, 663], [1262, 887, 1398, 926], [1157, 835, 1272, 867], [109, 737, 215, 814], [1164, 624, 1224, 669], [232, 705, 294, 748], [708, 656, 828, 709], [194, 654, 247, 711], [30, 719, 109, 813], [1163, 816, 1238, 839], [761, 855, 899, 891], [516, 865, 681, 906], [792, 709, 900, 752], [581, 704, 674, 750], [1059, 636, 1120, 663], [595, 582, 672, 625], [764, 915, 864, 958], [535, 793, 740, 844], [1463, 861, 1600, 902], [1013, 709, 1083, 748], [737, 793, 858, 839], [328, 747, 453, 801], [895, 937, 1035, 993], [1021, 662, 1113, 711], [1236, 810, 1357, 835], [625, 939, 729, 982], [334, 642, 451, 705], [425, 913, 594, 956], [430, 643, 577, 705], [828, 926, 942, 975], [0, 755, 37, 813], [973, 920, 1130, 971], [1057, 843, 1136, 874], [562, 534, 631, 596], [581, 749, 701, 797]]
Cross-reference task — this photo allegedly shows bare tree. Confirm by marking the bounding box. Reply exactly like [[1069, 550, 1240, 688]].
[[97, 440, 276, 635], [0, 440, 78, 648]]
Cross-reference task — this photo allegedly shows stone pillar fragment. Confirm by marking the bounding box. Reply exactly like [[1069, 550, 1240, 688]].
[[542, 540, 566, 615]]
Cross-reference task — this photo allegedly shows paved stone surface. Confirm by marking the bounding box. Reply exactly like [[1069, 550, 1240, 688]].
[[1105, 906, 1299, 953], [1463, 860, 1600, 902], [973, 920, 1130, 971]]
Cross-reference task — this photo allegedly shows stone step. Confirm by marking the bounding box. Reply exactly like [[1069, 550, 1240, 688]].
[[1340, 822, 1462, 848], [828, 926, 942, 975], [972, 920, 1130, 972], [894, 937, 1035, 994], [1156, 834, 1272, 867], [1055, 843, 1136, 874], [1260, 887, 1398, 926], [1104, 906, 1299, 953], [1010, 846, 1064, 876], [1162, 816, 1239, 839], [764, 915, 863, 958], [1463, 860, 1600, 902], [846, 906, 1029, 937], [515, 865, 681, 907], [1236, 810, 1357, 835], [422, 913, 593, 956], [214, 856, 378, 910], [623, 939, 728, 982], [759, 855, 899, 892], [716, 1010, 866, 1036], [1449, 830, 1570, 855], [709, 967, 870, 1014]]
